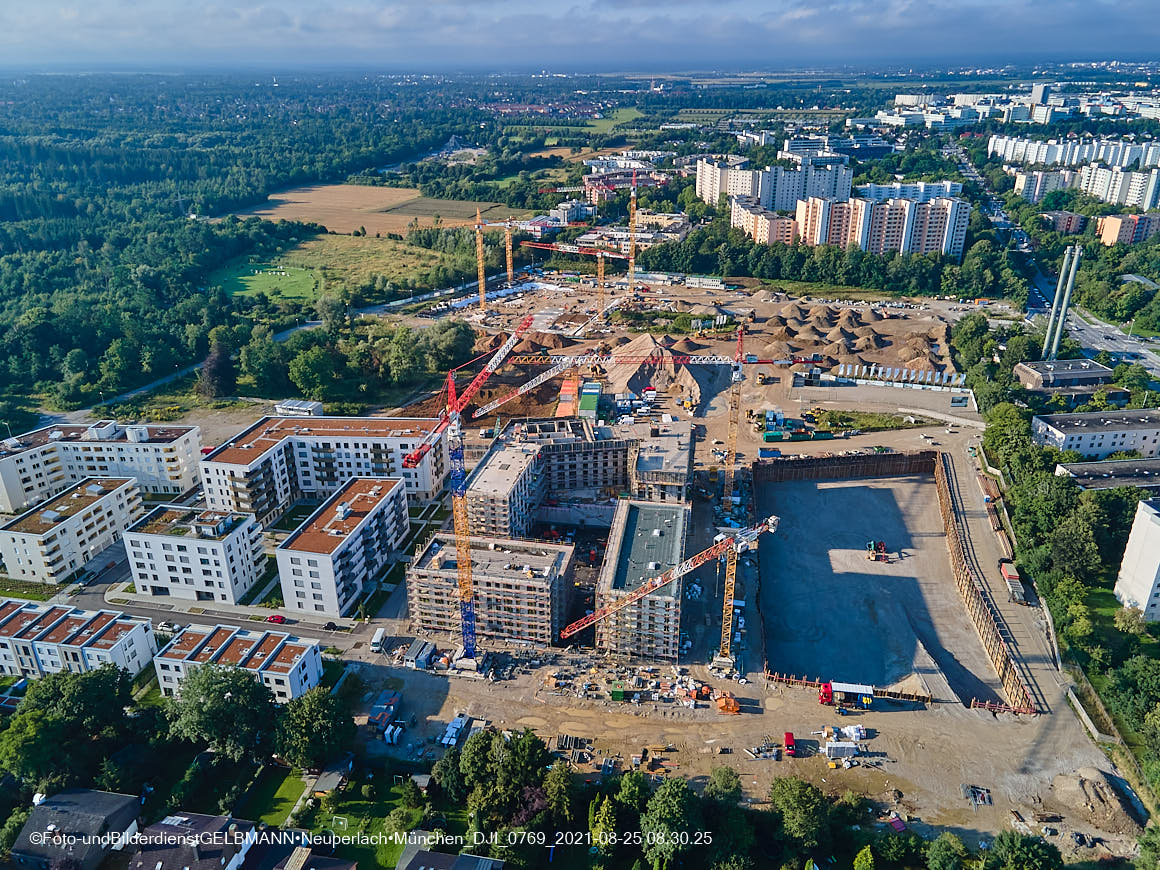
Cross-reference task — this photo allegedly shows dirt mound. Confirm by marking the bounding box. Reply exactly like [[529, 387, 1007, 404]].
[[823, 341, 851, 357], [756, 289, 782, 303], [659, 334, 677, 347], [781, 302, 809, 320], [785, 317, 808, 330], [527, 330, 575, 349], [690, 303, 722, 316], [674, 300, 695, 312], [854, 334, 887, 352], [767, 326, 797, 341], [837, 308, 863, 327], [808, 304, 836, 320], [861, 308, 884, 322], [513, 337, 546, 354], [836, 353, 867, 368], [764, 340, 797, 359], [612, 335, 632, 346], [1051, 767, 1144, 835], [671, 338, 706, 353], [853, 325, 881, 338], [825, 326, 854, 343], [902, 355, 938, 370], [477, 331, 508, 352], [767, 315, 788, 329], [795, 326, 826, 343]]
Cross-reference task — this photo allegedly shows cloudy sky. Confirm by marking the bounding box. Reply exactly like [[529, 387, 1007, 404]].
[[1, 0, 1158, 70]]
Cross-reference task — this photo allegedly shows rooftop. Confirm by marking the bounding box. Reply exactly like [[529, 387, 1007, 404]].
[[414, 533, 573, 583], [2, 477, 134, 535], [0, 420, 196, 459], [1034, 408, 1160, 433], [608, 501, 688, 595], [128, 505, 251, 540], [205, 416, 439, 466], [279, 477, 404, 555], [1019, 359, 1113, 375], [1056, 458, 1160, 490], [0, 600, 148, 647], [156, 623, 318, 674]]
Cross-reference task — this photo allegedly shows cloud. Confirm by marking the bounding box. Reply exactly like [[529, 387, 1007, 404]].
[[0, 0, 1157, 69]]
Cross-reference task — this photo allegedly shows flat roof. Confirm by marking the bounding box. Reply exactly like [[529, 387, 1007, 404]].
[[14, 606, 71, 639], [265, 640, 311, 674], [0, 601, 146, 646], [1019, 359, 1113, 375], [128, 505, 250, 540], [156, 624, 317, 674], [0, 421, 195, 459], [615, 422, 693, 477], [205, 416, 439, 466], [191, 626, 238, 663], [1057, 458, 1160, 489], [279, 477, 404, 555], [2, 477, 133, 535], [61, 611, 118, 647], [611, 501, 687, 594], [414, 533, 573, 583], [86, 618, 140, 650], [1034, 409, 1160, 433]]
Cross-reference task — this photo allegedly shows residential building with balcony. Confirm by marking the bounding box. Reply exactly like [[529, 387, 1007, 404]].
[[124, 506, 266, 604], [276, 477, 408, 617], [0, 478, 142, 584], [0, 599, 155, 677]]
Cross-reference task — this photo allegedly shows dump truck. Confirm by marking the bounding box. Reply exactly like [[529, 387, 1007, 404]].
[[1000, 559, 1028, 605]]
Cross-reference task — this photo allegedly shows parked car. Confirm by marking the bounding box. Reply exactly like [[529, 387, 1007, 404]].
[[265, 614, 287, 624], [323, 621, 338, 631], [157, 621, 180, 633]]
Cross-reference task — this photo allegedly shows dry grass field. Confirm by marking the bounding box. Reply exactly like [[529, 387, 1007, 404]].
[[231, 184, 526, 235]]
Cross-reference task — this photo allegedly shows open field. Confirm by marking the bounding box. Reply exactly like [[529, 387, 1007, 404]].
[[757, 475, 1003, 705], [211, 262, 320, 303], [231, 184, 525, 235]]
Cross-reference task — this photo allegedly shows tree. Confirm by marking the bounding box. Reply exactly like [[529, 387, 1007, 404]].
[[616, 770, 651, 814], [926, 832, 968, 870], [1115, 606, 1147, 636], [168, 665, 277, 762], [197, 341, 236, 398], [276, 687, 355, 768], [0, 709, 69, 782], [704, 766, 742, 804], [0, 806, 31, 857], [240, 326, 290, 394], [767, 777, 829, 849], [432, 747, 467, 803], [590, 795, 616, 857], [544, 762, 575, 826], [1138, 825, 1160, 870], [400, 777, 425, 809], [316, 295, 348, 336], [288, 345, 339, 400], [20, 665, 132, 736], [853, 845, 875, 870], [640, 779, 700, 870], [460, 729, 496, 790], [984, 830, 1063, 870]]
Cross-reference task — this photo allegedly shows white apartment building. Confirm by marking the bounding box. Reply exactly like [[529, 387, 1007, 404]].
[[730, 197, 799, 244], [1077, 164, 1160, 209], [1014, 169, 1076, 204], [988, 135, 1160, 169], [0, 478, 142, 584], [276, 477, 408, 617], [855, 181, 962, 202], [696, 155, 852, 212], [1031, 409, 1160, 459], [153, 623, 322, 702], [1114, 499, 1160, 620], [0, 599, 155, 678], [0, 420, 200, 514], [124, 506, 266, 605], [201, 416, 446, 526], [795, 196, 971, 260]]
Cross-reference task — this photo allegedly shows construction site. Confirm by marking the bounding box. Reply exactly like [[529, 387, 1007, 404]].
[[339, 200, 1149, 858]]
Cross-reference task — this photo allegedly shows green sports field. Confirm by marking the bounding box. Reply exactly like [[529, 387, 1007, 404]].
[[211, 263, 321, 303]]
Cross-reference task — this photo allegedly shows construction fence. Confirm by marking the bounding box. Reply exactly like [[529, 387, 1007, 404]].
[[751, 449, 937, 483]]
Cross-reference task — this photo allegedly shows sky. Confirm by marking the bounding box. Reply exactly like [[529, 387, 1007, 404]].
[[1, 0, 1159, 71]]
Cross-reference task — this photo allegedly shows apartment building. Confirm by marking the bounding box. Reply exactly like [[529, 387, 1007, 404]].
[[1097, 213, 1160, 246], [1031, 409, 1160, 459], [574, 212, 690, 253], [124, 506, 265, 605], [1114, 499, 1160, 620], [153, 623, 322, 702], [465, 419, 694, 538], [201, 416, 446, 526], [795, 196, 971, 260], [855, 180, 962, 202], [1039, 210, 1087, 234], [594, 500, 689, 662], [1077, 164, 1160, 209], [0, 420, 200, 514], [0, 478, 142, 584], [276, 477, 408, 617], [730, 197, 799, 244], [696, 155, 852, 211], [1014, 170, 1076, 204], [407, 533, 575, 645], [988, 135, 1160, 169], [0, 599, 155, 678]]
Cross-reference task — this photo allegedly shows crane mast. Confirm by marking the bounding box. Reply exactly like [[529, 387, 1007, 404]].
[[716, 326, 746, 667], [560, 515, 778, 640], [475, 209, 487, 310], [627, 172, 637, 295]]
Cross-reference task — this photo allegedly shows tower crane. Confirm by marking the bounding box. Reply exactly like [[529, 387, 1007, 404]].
[[473, 211, 520, 310], [715, 326, 746, 668], [520, 240, 626, 323], [560, 514, 779, 640], [628, 170, 637, 297], [403, 314, 535, 659]]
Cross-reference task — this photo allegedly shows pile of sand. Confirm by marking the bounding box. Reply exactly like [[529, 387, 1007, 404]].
[[854, 334, 887, 352], [756, 289, 782, 303], [782, 302, 809, 320], [690, 303, 723, 316], [861, 308, 884, 322], [823, 341, 851, 357], [513, 337, 546, 354], [837, 309, 863, 328], [1051, 767, 1144, 836], [603, 333, 716, 405], [836, 353, 867, 368], [527, 330, 575, 349], [825, 326, 854, 343], [796, 325, 825, 343], [767, 326, 797, 341], [671, 338, 706, 353], [612, 335, 633, 347], [674, 300, 695, 312], [808, 304, 836, 322], [903, 355, 938, 370], [659, 334, 677, 347], [767, 315, 788, 329], [477, 331, 509, 352], [764, 340, 797, 359]]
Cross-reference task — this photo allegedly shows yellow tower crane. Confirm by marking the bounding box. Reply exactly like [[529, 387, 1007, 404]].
[[627, 173, 637, 295], [715, 326, 746, 670], [474, 212, 517, 311]]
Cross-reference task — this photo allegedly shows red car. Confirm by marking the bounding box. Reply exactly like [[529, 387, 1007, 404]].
[[265, 614, 287, 624]]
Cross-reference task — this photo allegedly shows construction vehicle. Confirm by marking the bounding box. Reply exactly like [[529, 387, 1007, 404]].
[[819, 681, 875, 709], [866, 541, 888, 562], [559, 515, 779, 640], [402, 314, 535, 660]]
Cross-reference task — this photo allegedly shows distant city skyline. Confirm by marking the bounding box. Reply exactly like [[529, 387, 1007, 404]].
[[1, 0, 1159, 71]]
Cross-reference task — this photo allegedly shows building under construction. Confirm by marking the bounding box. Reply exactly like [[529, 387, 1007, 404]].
[[407, 532, 575, 646], [594, 499, 690, 661], [464, 418, 693, 538]]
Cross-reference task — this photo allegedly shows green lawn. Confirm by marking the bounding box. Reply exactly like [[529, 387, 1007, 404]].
[[815, 410, 932, 433], [0, 576, 55, 601], [308, 781, 424, 868], [587, 107, 642, 132], [236, 764, 307, 827], [321, 659, 346, 689], [211, 261, 321, 304]]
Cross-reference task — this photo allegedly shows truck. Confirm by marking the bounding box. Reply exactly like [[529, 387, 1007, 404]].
[[999, 559, 1028, 605], [783, 732, 797, 757], [370, 628, 386, 654]]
